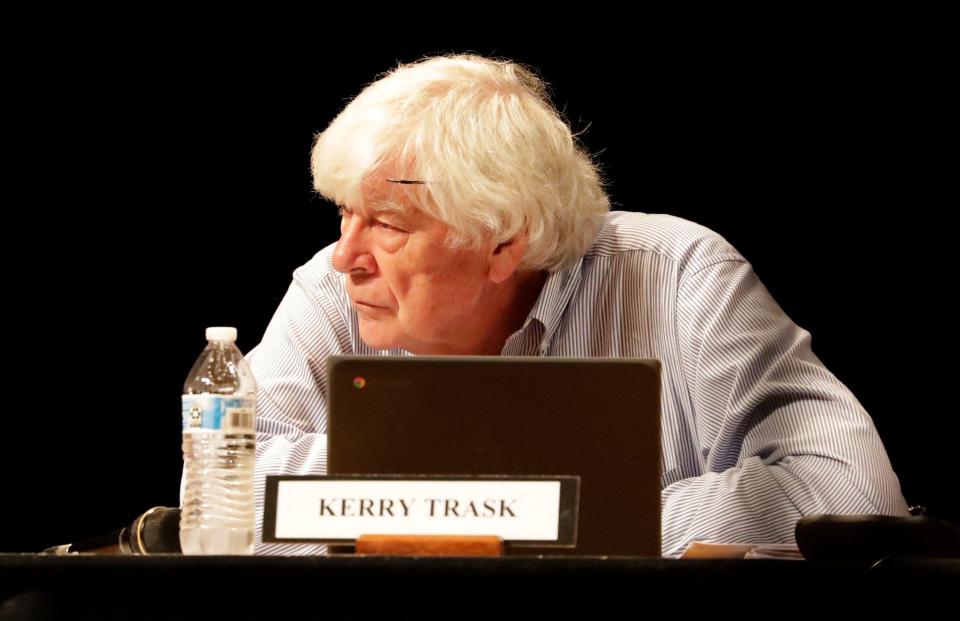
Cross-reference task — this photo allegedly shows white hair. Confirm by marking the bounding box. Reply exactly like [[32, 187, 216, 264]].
[[311, 54, 610, 271]]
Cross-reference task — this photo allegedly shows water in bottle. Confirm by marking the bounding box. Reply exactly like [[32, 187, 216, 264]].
[[180, 326, 256, 554]]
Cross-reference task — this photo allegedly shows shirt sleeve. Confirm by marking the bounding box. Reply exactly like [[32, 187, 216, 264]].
[[247, 266, 352, 555], [662, 257, 908, 557]]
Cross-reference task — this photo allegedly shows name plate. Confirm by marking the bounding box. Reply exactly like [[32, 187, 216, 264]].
[[263, 475, 579, 546]]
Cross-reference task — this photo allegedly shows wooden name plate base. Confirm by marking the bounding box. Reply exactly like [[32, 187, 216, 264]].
[[355, 535, 504, 557]]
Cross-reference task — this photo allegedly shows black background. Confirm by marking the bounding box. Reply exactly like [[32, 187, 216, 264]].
[[4, 17, 954, 552]]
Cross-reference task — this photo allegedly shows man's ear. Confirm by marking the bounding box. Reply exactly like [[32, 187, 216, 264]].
[[488, 231, 528, 284]]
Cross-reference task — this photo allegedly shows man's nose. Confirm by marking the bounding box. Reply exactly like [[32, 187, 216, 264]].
[[332, 215, 377, 275]]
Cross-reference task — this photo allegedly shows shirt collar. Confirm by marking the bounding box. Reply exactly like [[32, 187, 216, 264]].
[[522, 256, 585, 353]]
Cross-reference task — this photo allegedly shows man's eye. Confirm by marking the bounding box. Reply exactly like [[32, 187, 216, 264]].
[[375, 220, 405, 232]]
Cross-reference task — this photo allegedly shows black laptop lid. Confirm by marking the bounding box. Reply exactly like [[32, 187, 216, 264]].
[[327, 356, 661, 556]]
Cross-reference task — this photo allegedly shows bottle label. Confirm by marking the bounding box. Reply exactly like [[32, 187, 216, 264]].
[[182, 395, 255, 432]]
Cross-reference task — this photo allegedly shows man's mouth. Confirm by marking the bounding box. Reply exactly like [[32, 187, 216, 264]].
[[353, 299, 391, 312]]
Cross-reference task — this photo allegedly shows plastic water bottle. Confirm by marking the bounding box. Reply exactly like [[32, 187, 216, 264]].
[[180, 326, 257, 555]]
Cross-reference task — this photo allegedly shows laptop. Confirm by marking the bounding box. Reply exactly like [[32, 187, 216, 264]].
[[327, 356, 661, 557]]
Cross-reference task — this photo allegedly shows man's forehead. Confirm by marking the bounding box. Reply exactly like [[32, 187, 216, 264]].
[[350, 177, 424, 215]]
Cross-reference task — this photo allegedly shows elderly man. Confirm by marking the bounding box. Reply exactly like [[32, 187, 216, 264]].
[[249, 54, 907, 556]]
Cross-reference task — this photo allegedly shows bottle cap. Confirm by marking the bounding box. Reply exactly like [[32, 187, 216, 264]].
[[205, 326, 238, 342]]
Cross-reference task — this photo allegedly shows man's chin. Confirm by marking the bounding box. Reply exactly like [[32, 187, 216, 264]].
[[357, 322, 403, 351]]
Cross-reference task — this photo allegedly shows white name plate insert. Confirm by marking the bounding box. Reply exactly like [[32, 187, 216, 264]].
[[263, 475, 579, 546]]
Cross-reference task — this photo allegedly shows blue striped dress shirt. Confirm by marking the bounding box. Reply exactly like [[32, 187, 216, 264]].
[[247, 211, 908, 556]]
